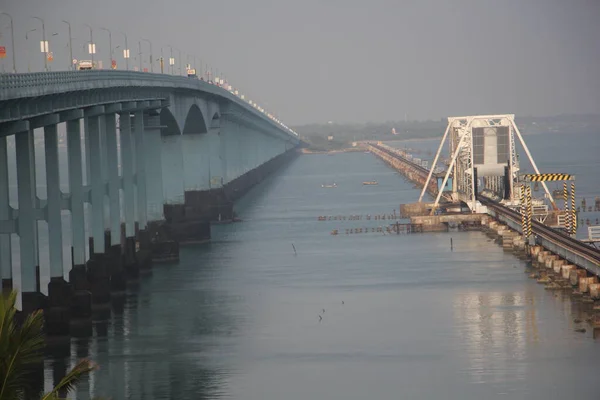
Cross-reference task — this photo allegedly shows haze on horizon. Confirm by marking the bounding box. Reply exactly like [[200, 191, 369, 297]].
[[1, 0, 599, 125]]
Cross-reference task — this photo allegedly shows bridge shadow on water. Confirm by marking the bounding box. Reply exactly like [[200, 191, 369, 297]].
[[38, 250, 237, 399]]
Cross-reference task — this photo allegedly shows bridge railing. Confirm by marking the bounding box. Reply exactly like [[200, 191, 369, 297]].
[[0, 71, 298, 139], [0, 70, 208, 96]]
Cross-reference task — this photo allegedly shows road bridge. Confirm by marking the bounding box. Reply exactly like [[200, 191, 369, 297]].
[[0, 70, 300, 331]]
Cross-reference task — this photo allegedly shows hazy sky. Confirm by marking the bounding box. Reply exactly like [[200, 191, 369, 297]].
[[1, 0, 599, 125]]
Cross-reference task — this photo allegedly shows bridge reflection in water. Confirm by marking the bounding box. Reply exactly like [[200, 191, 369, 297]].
[[453, 290, 539, 384]]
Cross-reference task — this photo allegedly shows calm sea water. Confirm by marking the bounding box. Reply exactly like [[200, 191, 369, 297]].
[[35, 131, 600, 400]]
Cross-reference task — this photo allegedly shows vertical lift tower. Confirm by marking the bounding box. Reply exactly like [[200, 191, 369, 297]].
[[419, 114, 557, 215]]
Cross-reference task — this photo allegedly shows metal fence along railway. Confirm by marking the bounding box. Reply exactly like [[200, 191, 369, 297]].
[[481, 197, 600, 273]]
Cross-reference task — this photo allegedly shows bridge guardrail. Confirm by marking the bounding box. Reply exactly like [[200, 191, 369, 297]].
[[0, 71, 298, 139]]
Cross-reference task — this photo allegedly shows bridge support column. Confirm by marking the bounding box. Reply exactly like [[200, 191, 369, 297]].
[[16, 129, 42, 312], [0, 136, 12, 293], [86, 114, 112, 307], [44, 124, 64, 280], [182, 133, 209, 191], [219, 128, 228, 185], [161, 134, 185, 207], [119, 111, 139, 280], [133, 110, 151, 272], [105, 113, 121, 245], [257, 134, 266, 165], [44, 123, 72, 336], [144, 112, 164, 222], [105, 113, 126, 293], [133, 111, 147, 231], [239, 128, 248, 175], [66, 118, 92, 323], [67, 120, 86, 268], [220, 119, 235, 183], [87, 115, 105, 254], [208, 128, 223, 188]]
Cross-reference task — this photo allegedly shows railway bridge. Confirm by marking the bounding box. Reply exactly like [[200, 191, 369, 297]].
[[368, 114, 600, 277]]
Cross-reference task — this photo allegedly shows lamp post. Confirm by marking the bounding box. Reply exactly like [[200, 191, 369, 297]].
[[178, 48, 182, 75], [25, 29, 36, 72], [62, 20, 73, 70], [141, 38, 153, 73], [32, 16, 48, 71], [119, 31, 129, 70], [167, 44, 174, 75], [100, 27, 112, 69], [83, 23, 94, 66], [159, 47, 164, 73], [138, 41, 143, 71], [0, 12, 16, 72]]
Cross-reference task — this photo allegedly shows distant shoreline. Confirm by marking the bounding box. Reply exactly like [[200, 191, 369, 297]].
[[300, 147, 366, 154]]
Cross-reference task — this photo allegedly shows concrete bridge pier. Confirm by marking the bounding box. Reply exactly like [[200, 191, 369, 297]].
[[144, 111, 164, 224], [15, 127, 42, 315], [119, 109, 140, 281], [161, 133, 185, 209], [208, 128, 224, 188], [43, 121, 72, 337], [133, 109, 153, 273], [0, 136, 12, 294], [85, 108, 112, 311], [105, 110, 127, 293], [142, 110, 180, 262], [66, 116, 93, 328]]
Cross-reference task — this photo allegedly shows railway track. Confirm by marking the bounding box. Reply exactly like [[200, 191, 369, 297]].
[[367, 142, 600, 268], [369, 143, 431, 176], [480, 197, 600, 265]]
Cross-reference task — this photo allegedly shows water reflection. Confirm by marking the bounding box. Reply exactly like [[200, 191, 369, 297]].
[[42, 253, 237, 400], [453, 290, 539, 384]]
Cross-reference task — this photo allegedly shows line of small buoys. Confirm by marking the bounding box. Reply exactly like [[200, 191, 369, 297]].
[[331, 227, 388, 235], [318, 213, 399, 221], [330, 224, 415, 235]]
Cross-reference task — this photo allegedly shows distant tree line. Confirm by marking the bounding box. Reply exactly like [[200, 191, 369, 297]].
[[294, 114, 600, 151]]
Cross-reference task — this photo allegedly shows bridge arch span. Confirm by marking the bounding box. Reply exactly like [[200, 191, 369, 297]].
[[159, 108, 181, 136], [182, 103, 208, 134]]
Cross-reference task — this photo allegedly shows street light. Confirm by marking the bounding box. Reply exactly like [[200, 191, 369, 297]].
[[159, 47, 164, 73], [178, 48, 182, 75], [32, 16, 48, 71], [137, 41, 142, 71], [0, 12, 17, 72], [62, 20, 73, 70], [83, 23, 94, 66], [141, 38, 153, 73], [100, 27, 112, 69], [25, 29, 37, 72], [119, 31, 129, 70], [167, 44, 174, 75]]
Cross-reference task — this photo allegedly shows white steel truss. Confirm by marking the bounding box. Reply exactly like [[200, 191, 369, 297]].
[[420, 114, 556, 214]]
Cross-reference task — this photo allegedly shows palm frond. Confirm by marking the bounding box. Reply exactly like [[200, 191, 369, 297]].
[[0, 291, 46, 400], [40, 359, 98, 400]]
